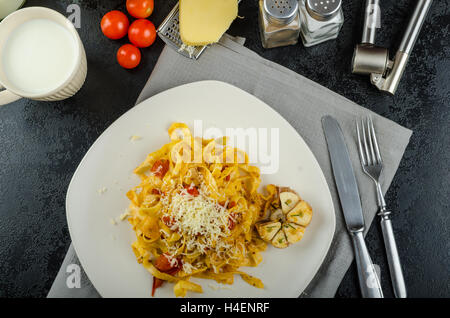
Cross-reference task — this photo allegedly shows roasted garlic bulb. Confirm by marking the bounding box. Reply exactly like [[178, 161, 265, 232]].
[[256, 186, 312, 249]]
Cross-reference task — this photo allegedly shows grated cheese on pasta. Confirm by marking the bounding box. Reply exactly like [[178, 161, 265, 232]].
[[161, 186, 232, 256]]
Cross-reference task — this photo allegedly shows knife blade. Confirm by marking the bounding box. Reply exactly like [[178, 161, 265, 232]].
[[322, 115, 364, 232], [322, 115, 383, 298]]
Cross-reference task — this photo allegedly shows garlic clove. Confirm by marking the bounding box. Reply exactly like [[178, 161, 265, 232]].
[[287, 200, 313, 227], [271, 229, 289, 249], [283, 222, 305, 244], [256, 221, 281, 242], [279, 191, 300, 214], [270, 208, 284, 222]]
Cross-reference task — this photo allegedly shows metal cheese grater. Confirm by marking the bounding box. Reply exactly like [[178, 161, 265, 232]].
[[157, 1, 241, 60], [157, 2, 205, 59]]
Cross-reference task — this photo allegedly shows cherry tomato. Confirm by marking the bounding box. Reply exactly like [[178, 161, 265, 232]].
[[219, 201, 235, 208], [116, 44, 141, 69], [151, 266, 180, 296], [228, 212, 237, 231], [184, 185, 199, 197], [128, 19, 157, 48], [228, 201, 236, 209], [127, 0, 154, 19], [155, 254, 180, 272], [161, 215, 175, 227], [100, 10, 129, 40], [152, 253, 181, 296], [152, 277, 163, 297], [151, 188, 161, 195], [167, 267, 180, 275], [155, 254, 172, 272], [151, 159, 170, 179]]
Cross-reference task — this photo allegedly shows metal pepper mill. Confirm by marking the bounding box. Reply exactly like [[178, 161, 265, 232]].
[[352, 0, 433, 95]]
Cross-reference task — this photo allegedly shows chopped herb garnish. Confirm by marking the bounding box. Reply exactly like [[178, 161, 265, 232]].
[[285, 199, 292, 205]]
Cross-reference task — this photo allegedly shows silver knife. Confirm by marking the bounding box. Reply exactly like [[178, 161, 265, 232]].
[[322, 115, 384, 298]]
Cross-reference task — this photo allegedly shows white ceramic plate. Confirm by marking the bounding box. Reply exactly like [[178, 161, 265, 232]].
[[66, 81, 335, 298]]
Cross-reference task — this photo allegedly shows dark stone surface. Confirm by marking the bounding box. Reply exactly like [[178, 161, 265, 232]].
[[0, 0, 448, 298]]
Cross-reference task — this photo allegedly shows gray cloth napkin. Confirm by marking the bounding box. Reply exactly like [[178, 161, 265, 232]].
[[48, 35, 412, 298]]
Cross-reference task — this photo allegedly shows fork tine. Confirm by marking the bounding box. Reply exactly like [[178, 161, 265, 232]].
[[356, 121, 367, 166], [369, 117, 382, 164], [361, 118, 372, 165], [366, 117, 376, 165]]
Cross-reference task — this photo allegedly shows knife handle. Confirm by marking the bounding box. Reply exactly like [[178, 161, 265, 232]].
[[380, 214, 407, 298], [350, 231, 384, 298]]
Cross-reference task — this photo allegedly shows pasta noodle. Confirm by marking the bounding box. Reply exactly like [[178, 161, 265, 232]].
[[127, 123, 275, 297]]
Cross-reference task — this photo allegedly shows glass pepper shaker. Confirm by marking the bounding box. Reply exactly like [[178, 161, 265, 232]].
[[299, 0, 344, 47], [258, 0, 301, 49]]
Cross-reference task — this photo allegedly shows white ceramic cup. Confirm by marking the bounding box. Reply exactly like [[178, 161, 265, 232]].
[[0, 0, 26, 20], [0, 7, 87, 106]]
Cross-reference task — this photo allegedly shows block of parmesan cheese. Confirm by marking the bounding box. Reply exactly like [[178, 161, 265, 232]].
[[179, 0, 238, 46]]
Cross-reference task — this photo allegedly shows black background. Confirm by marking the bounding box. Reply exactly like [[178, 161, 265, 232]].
[[0, 0, 448, 297]]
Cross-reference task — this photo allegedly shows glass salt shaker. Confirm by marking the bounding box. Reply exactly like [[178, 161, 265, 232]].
[[299, 0, 344, 47], [258, 0, 301, 49]]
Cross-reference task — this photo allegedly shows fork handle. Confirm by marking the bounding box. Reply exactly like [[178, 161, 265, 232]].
[[380, 214, 407, 298]]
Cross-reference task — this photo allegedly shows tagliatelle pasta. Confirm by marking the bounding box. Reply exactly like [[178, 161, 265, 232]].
[[126, 123, 276, 297]]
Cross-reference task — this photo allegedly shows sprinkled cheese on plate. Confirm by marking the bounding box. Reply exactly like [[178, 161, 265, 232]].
[[119, 211, 129, 220], [130, 135, 142, 141], [98, 187, 107, 194]]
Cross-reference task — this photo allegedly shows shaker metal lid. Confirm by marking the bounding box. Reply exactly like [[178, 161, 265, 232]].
[[264, 0, 299, 24], [306, 0, 342, 21]]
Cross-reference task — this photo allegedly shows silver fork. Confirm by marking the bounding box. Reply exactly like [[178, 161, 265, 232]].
[[356, 117, 407, 298]]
